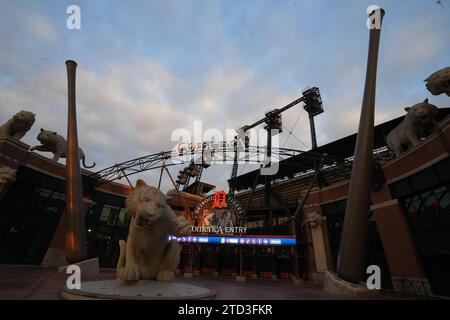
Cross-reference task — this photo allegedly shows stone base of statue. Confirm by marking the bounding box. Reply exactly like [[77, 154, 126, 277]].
[[61, 279, 216, 300], [323, 271, 379, 296]]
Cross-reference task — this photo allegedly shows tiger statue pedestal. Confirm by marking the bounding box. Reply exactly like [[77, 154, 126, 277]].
[[61, 280, 215, 300]]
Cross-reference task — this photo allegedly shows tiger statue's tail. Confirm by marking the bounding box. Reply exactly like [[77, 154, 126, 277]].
[[82, 155, 96, 169]]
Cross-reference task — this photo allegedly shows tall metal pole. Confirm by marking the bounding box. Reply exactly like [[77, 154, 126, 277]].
[[336, 8, 385, 283], [308, 113, 318, 149], [65, 60, 87, 264], [290, 217, 300, 279], [265, 128, 273, 233]]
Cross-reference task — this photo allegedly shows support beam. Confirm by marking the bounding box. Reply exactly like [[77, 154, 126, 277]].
[[308, 112, 318, 149]]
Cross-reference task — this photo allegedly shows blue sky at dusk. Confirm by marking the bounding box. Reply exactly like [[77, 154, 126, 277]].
[[0, 0, 449, 191]]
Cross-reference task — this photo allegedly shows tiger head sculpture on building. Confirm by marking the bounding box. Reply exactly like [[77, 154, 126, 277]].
[[386, 99, 440, 157], [425, 67, 450, 97], [0, 110, 36, 141]]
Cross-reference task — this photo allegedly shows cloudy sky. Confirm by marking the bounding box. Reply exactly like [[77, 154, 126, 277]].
[[0, 0, 449, 192]]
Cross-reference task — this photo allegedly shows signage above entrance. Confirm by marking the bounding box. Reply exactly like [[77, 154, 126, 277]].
[[191, 191, 246, 235]]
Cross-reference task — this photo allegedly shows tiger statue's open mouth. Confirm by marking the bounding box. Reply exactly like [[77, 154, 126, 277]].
[[135, 215, 150, 228]]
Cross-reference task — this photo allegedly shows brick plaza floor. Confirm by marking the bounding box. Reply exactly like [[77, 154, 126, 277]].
[[0, 265, 426, 300]]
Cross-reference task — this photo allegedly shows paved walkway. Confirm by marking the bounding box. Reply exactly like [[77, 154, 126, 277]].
[[0, 265, 424, 300]]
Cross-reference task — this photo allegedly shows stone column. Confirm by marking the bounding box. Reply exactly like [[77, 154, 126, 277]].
[[307, 211, 328, 282], [372, 199, 432, 296]]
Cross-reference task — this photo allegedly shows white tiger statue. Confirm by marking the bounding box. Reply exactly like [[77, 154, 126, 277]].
[[386, 99, 439, 157], [117, 179, 191, 282], [0, 110, 36, 140], [30, 129, 95, 168], [425, 67, 450, 96]]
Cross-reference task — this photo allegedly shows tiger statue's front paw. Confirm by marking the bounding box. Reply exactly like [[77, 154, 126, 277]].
[[156, 270, 174, 282], [117, 265, 140, 281], [175, 216, 192, 236]]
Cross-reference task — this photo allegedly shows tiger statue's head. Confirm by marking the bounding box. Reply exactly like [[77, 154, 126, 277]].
[[13, 110, 35, 125], [405, 98, 438, 125], [425, 67, 450, 96], [125, 180, 172, 230], [37, 128, 58, 145]]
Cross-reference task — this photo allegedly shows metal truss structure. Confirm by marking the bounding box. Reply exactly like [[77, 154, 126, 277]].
[[82, 146, 351, 194]]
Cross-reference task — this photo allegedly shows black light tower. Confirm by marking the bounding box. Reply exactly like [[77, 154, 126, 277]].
[[302, 87, 324, 150], [228, 87, 324, 194]]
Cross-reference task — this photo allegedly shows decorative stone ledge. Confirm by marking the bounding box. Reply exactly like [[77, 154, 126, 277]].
[[391, 277, 432, 296], [323, 271, 379, 297]]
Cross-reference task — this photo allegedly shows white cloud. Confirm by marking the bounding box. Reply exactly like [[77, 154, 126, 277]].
[[23, 13, 58, 43], [383, 19, 444, 74], [0, 58, 192, 166], [1, 1, 449, 193]]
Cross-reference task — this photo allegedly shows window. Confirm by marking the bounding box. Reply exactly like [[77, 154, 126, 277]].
[[107, 207, 119, 226], [390, 158, 450, 199], [390, 157, 450, 296], [390, 158, 450, 228], [86, 202, 130, 268], [116, 209, 128, 227], [410, 168, 440, 193], [99, 205, 111, 223], [403, 185, 450, 227], [390, 179, 413, 198], [0, 181, 65, 265], [436, 159, 450, 181]]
